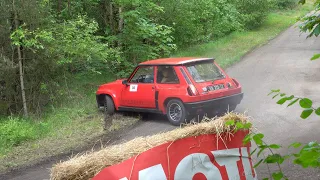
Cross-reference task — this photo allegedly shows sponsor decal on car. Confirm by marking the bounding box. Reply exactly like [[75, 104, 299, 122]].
[[130, 84, 138, 92]]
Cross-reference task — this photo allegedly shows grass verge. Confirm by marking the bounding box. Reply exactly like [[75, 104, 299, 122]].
[[0, 73, 138, 173], [0, 2, 314, 174], [174, 3, 314, 68]]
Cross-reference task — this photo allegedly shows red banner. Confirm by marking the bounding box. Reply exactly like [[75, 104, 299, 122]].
[[93, 130, 256, 180]]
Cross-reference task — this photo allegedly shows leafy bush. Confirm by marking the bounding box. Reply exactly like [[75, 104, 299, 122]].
[[234, 0, 271, 30], [48, 15, 117, 73], [207, 0, 243, 38], [117, 0, 176, 64], [0, 117, 38, 151], [270, 0, 299, 9], [159, 0, 242, 46]]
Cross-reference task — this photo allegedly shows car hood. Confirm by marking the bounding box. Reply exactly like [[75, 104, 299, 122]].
[[99, 79, 126, 88]]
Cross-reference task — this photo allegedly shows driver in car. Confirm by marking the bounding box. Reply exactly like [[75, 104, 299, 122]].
[[159, 67, 176, 83]]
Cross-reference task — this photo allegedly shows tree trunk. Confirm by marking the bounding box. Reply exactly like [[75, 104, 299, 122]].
[[68, 0, 71, 16], [118, 7, 123, 33], [109, 1, 114, 33], [118, 6, 123, 48], [13, 0, 28, 117], [58, 0, 61, 14]]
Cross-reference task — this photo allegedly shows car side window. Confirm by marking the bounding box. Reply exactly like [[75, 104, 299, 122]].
[[130, 66, 154, 83], [157, 66, 179, 84]]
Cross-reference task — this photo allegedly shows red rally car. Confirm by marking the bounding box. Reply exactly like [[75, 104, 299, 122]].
[[96, 57, 243, 126]]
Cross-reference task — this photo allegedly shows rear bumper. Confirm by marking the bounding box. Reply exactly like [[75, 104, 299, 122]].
[[184, 93, 244, 114]]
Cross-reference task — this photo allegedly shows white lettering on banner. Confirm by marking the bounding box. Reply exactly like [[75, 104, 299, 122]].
[[174, 153, 222, 180], [241, 147, 257, 180], [115, 148, 255, 180], [212, 148, 240, 179], [129, 84, 138, 92], [139, 164, 167, 180]]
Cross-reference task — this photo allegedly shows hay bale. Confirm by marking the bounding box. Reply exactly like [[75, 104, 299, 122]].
[[50, 112, 250, 180]]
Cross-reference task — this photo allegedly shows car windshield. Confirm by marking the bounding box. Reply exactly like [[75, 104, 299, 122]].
[[186, 62, 225, 83]]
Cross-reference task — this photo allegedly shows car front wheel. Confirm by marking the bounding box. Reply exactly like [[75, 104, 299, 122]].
[[104, 95, 115, 115], [103, 95, 115, 130], [166, 99, 189, 126]]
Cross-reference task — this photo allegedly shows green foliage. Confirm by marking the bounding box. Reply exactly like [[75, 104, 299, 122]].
[[253, 133, 264, 145], [266, 89, 320, 176], [264, 154, 285, 164], [225, 120, 289, 179], [269, 90, 320, 119], [119, 16, 176, 62], [10, 24, 53, 51], [0, 117, 38, 153], [226, 97, 319, 179], [99, 0, 177, 77], [300, 108, 313, 119], [272, 172, 285, 180], [300, 13, 320, 38], [298, 0, 320, 60], [269, 144, 282, 149], [289, 142, 302, 148], [0, 82, 100, 156], [159, 0, 243, 46], [234, 0, 271, 29], [271, 0, 299, 9], [311, 54, 320, 60], [48, 15, 117, 73], [1, 0, 299, 116], [315, 108, 320, 115], [299, 98, 312, 108], [293, 142, 320, 168]]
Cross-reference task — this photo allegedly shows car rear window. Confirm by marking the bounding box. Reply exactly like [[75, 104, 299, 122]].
[[185, 61, 225, 83]]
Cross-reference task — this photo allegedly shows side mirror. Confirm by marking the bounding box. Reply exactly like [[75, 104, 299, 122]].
[[122, 79, 128, 85]]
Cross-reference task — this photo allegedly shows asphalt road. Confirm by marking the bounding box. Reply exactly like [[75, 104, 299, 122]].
[[2, 24, 320, 180]]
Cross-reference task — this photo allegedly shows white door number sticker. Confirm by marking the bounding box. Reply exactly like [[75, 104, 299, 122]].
[[129, 84, 138, 92]]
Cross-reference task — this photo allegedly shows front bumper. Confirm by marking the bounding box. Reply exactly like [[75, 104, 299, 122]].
[[184, 93, 244, 114]]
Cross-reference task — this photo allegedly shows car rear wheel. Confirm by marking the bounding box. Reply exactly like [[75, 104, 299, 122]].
[[166, 99, 189, 126]]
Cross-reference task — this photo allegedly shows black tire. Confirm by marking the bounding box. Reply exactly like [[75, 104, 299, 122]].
[[139, 113, 149, 121], [166, 99, 189, 126], [104, 95, 115, 115]]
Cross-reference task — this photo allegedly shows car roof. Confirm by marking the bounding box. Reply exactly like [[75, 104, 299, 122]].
[[139, 57, 215, 66]]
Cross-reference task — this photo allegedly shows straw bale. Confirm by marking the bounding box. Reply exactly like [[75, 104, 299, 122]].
[[50, 112, 250, 180]]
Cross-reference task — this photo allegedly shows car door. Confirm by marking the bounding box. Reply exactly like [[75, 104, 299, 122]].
[[120, 66, 156, 108]]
